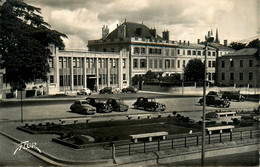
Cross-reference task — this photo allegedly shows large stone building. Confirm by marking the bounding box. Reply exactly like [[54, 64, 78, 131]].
[[217, 48, 259, 88], [88, 21, 233, 83], [47, 45, 129, 94]]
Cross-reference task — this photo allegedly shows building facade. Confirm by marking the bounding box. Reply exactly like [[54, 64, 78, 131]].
[[47, 46, 129, 94], [88, 21, 233, 83], [217, 48, 259, 88]]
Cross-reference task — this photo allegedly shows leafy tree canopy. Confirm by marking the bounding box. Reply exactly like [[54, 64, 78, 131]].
[[0, 0, 67, 90], [184, 58, 205, 82], [246, 39, 259, 48], [229, 42, 247, 51]]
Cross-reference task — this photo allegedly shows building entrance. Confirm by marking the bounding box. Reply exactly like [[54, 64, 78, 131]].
[[87, 75, 96, 91]]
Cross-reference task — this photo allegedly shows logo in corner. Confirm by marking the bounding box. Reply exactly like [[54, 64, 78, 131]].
[[13, 141, 41, 155]]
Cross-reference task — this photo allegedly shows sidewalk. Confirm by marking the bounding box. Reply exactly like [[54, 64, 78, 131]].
[[0, 121, 114, 166]]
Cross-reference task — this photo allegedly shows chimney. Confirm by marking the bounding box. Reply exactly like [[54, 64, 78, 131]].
[[149, 28, 156, 38], [102, 25, 109, 39], [183, 40, 186, 45], [162, 30, 169, 40], [197, 39, 200, 44], [179, 40, 181, 45], [224, 40, 228, 46]]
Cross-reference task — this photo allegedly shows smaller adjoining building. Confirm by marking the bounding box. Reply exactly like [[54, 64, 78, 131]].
[[47, 46, 130, 94], [217, 48, 259, 88]]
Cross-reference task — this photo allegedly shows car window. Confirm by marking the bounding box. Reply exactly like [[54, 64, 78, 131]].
[[81, 101, 88, 105], [147, 98, 155, 102], [75, 101, 80, 104]]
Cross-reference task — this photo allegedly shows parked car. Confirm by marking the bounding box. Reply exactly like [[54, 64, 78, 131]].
[[106, 98, 129, 112], [221, 91, 245, 102], [207, 91, 222, 98], [77, 88, 92, 95], [122, 86, 138, 93], [198, 95, 230, 108], [99, 87, 113, 94], [133, 97, 166, 111], [70, 100, 96, 115], [85, 97, 112, 113]]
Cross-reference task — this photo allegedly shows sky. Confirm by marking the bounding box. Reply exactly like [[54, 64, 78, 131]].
[[26, 0, 259, 49]]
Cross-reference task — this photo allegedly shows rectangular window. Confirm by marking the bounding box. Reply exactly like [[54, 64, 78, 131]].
[[208, 73, 212, 80], [208, 61, 211, 67], [249, 72, 253, 81], [141, 48, 146, 54], [221, 73, 225, 80], [198, 51, 201, 56], [208, 51, 211, 56], [230, 60, 234, 67], [134, 47, 140, 54], [123, 74, 126, 80], [159, 59, 162, 68], [140, 59, 146, 68], [183, 60, 186, 67], [187, 50, 191, 55], [49, 57, 54, 68], [171, 59, 175, 68], [60, 75, 64, 86], [77, 58, 80, 68], [165, 49, 169, 56], [183, 50, 186, 55], [177, 60, 180, 68], [221, 61, 225, 68], [212, 61, 216, 67], [213, 52, 216, 56], [149, 59, 153, 68], [230, 73, 234, 80], [212, 73, 216, 80], [149, 48, 153, 54], [123, 59, 126, 68], [240, 60, 243, 67], [171, 49, 175, 56], [133, 59, 138, 68], [165, 60, 170, 69], [203, 51, 205, 56], [239, 73, 243, 80], [59, 57, 63, 68], [50, 75, 54, 83], [249, 60, 253, 67], [177, 49, 180, 55], [154, 59, 158, 69], [63, 57, 67, 68], [73, 58, 76, 68], [193, 50, 196, 55], [73, 75, 77, 86]]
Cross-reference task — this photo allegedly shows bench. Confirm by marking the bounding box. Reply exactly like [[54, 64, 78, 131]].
[[206, 125, 234, 135], [126, 114, 152, 120], [59, 117, 91, 124], [130, 131, 168, 143]]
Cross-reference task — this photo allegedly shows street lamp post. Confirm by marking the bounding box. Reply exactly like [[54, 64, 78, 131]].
[[201, 31, 214, 166]]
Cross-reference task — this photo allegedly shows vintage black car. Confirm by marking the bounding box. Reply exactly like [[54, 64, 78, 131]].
[[106, 98, 129, 112], [99, 87, 113, 94], [198, 95, 230, 108], [122, 86, 138, 93], [133, 97, 166, 111], [85, 97, 112, 113], [70, 100, 96, 115], [221, 91, 245, 102]]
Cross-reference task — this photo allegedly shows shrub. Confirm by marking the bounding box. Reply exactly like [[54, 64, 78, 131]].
[[172, 111, 177, 116], [177, 114, 181, 118], [221, 121, 227, 125], [74, 135, 86, 145]]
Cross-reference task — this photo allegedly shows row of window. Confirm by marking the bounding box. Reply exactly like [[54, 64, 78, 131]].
[[133, 59, 215, 69], [55, 57, 126, 69], [221, 59, 254, 68], [133, 47, 218, 56], [221, 72, 254, 81]]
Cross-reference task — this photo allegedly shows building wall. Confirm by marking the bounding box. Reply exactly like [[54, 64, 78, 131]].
[[217, 55, 259, 87], [48, 47, 129, 94]]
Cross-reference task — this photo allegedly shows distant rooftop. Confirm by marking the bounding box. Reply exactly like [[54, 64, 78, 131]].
[[224, 48, 258, 56]]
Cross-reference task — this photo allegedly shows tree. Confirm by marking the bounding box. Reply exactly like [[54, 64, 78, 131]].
[[229, 42, 246, 51], [0, 0, 67, 90], [246, 39, 259, 48], [143, 70, 157, 82], [184, 59, 204, 82]]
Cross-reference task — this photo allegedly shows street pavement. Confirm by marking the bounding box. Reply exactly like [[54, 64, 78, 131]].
[[0, 91, 259, 166]]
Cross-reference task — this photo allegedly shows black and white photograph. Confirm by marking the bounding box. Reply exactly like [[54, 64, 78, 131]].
[[0, 0, 259, 166]]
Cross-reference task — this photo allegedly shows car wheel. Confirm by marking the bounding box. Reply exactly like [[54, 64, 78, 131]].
[[220, 104, 224, 108], [151, 107, 156, 112], [98, 108, 102, 113], [134, 104, 138, 109]]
